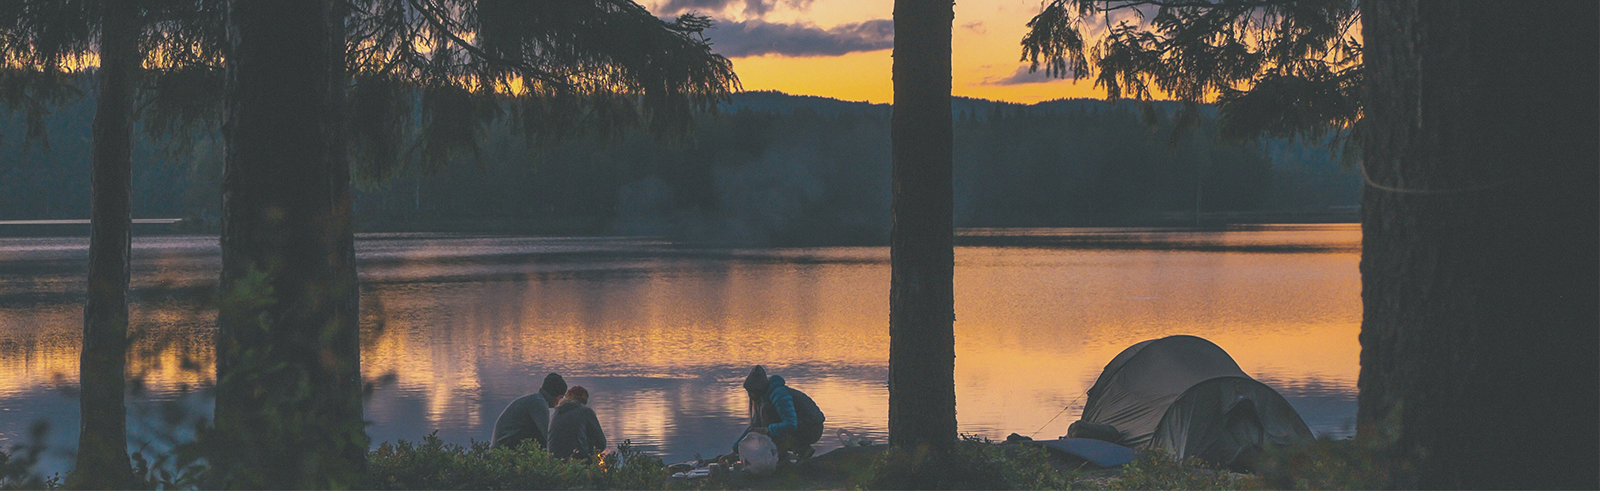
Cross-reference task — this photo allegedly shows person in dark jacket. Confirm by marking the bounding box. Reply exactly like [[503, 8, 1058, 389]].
[[492, 373, 566, 450], [744, 366, 780, 429], [740, 366, 825, 462], [547, 386, 607, 460]]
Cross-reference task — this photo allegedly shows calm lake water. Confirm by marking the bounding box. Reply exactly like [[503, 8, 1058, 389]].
[[0, 225, 1361, 475]]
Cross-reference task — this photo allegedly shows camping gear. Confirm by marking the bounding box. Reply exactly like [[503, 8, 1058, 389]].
[[738, 433, 779, 474], [1066, 421, 1121, 443], [1027, 438, 1137, 468], [837, 429, 874, 447], [1071, 335, 1314, 469]]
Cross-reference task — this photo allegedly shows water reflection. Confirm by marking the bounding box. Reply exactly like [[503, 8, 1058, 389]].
[[0, 224, 1360, 474]]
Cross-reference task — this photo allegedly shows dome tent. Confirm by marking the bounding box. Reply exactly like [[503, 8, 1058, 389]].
[[1069, 335, 1314, 469]]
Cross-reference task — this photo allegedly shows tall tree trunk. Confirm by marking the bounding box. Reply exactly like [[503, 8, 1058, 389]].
[[888, 0, 955, 456], [326, 0, 364, 474], [213, 0, 364, 486], [1358, 2, 1598, 489], [72, 1, 137, 487]]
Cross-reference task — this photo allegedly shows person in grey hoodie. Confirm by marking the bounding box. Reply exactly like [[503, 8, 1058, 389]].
[[492, 373, 566, 450], [547, 386, 607, 460]]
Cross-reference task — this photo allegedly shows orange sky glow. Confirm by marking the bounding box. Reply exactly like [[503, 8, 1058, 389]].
[[639, 0, 1109, 104]]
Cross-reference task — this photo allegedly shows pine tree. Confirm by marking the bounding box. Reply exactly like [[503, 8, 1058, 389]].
[[888, 0, 957, 461], [1357, 2, 1597, 488], [205, 1, 739, 485], [0, 2, 222, 485], [1022, 1, 1598, 487]]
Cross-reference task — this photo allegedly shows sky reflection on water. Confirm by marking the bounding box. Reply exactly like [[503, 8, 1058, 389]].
[[0, 225, 1361, 474]]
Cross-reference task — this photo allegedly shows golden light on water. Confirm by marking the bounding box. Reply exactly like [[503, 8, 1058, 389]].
[[0, 226, 1362, 459]]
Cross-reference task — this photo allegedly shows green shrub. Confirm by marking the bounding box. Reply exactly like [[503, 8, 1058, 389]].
[[1252, 436, 1401, 490], [0, 450, 57, 491], [1, 422, 59, 491], [364, 433, 668, 490], [1100, 451, 1258, 491], [861, 436, 1072, 490], [2, 430, 1400, 490]]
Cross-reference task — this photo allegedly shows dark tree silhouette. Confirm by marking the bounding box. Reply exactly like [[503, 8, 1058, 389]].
[[1021, 0, 1361, 143], [3, 1, 733, 485], [74, 1, 137, 486], [1, 2, 221, 485], [1023, 1, 1598, 488], [1358, 2, 1597, 488], [204, 1, 737, 486], [888, 0, 956, 458], [209, 0, 364, 487], [342, 0, 737, 180]]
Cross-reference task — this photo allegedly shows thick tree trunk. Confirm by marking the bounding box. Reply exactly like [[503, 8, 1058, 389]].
[[1358, 2, 1598, 489], [72, 1, 138, 487], [888, 0, 956, 455], [326, 0, 365, 473], [213, 0, 364, 486]]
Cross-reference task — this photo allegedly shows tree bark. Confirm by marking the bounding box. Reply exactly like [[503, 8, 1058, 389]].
[[888, 0, 956, 456], [213, 0, 364, 486], [72, 1, 138, 487], [1358, 2, 1598, 489]]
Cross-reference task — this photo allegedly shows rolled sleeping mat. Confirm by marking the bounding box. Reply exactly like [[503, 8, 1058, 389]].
[[1067, 420, 1124, 444]]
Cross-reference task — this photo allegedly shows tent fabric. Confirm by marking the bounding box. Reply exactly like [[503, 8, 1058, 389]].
[[1027, 438, 1137, 468], [1150, 376, 1313, 464], [1076, 335, 1314, 466]]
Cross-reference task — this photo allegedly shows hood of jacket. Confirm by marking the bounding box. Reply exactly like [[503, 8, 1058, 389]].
[[555, 400, 587, 416], [767, 375, 787, 391]]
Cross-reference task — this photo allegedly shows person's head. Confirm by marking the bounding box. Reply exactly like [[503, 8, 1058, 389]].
[[743, 365, 769, 398], [540, 373, 568, 408], [562, 386, 589, 405], [743, 365, 775, 424]]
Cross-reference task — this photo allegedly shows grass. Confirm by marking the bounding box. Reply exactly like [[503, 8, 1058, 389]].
[[1097, 451, 1258, 490], [364, 433, 668, 490], [3, 432, 1400, 490]]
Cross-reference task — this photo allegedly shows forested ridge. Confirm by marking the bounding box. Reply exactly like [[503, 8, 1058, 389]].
[[0, 90, 1357, 244]]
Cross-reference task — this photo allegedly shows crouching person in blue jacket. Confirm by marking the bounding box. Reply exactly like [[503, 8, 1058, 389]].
[[741, 365, 825, 463]]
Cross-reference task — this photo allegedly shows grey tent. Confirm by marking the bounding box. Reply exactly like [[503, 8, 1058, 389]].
[[1068, 335, 1314, 469]]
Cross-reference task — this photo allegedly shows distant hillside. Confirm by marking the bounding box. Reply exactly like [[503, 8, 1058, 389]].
[[0, 90, 1359, 243], [723, 90, 1187, 121], [722, 90, 888, 115]]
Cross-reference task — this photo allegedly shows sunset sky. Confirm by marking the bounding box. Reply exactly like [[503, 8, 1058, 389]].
[[638, 0, 1108, 104]]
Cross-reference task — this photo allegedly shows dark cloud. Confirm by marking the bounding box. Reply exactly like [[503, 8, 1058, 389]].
[[658, 0, 814, 17], [707, 18, 893, 58], [961, 21, 986, 35], [983, 65, 1072, 86]]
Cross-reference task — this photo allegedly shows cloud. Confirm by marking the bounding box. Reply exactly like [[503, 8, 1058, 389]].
[[961, 21, 986, 35], [983, 65, 1073, 86], [708, 18, 894, 58], [657, 0, 814, 17]]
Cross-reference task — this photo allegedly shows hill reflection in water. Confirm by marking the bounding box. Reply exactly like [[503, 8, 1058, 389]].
[[0, 224, 1361, 473]]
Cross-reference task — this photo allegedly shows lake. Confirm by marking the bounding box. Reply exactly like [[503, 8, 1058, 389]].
[[0, 224, 1361, 475]]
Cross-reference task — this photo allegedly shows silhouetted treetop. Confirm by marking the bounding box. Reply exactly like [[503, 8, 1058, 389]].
[[0, 0, 227, 148], [3, 1, 739, 179], [1022, 0, 1360, 143], [346, 0, 740, 180]]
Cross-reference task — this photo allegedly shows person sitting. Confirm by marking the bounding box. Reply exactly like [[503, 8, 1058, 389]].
[[741, 366, 825, 463], [491, 373, 566, 450], [547, 386, 607, 461]]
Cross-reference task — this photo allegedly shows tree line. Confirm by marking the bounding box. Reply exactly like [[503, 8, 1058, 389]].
[[0, 90, 1360, 245]]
